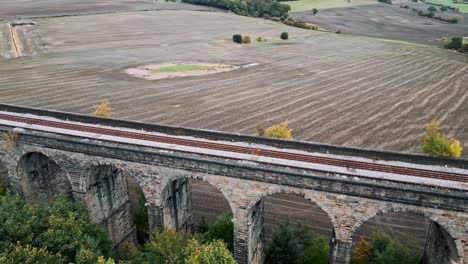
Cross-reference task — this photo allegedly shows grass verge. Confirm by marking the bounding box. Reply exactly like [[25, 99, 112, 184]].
[[152, 65, 214, 73]]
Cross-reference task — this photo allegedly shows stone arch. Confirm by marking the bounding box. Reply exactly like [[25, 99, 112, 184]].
[[350, 206, 462, 264], [16, 152, 72, 202], [84, 164, 136, 251], [157, 174, 234, 233], [246, 187, 337, 264]]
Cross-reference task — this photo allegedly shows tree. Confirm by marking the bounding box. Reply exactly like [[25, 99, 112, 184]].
[[421, 119, 462, 158], [199, 213, 234, 252], [440, 6, 447, 12], [0, 193, 113, 263], [124, 229, 189, 264], [265, 221, 329, 264], [185, 239, 236, 264], [428, 5, 436, 12], [371, 232, 422, 264], [312, 8, 319, 14], [352, 236, 372, 264], [0, 242, 65, 264], [261, 121, 292, 140], [92, 99, 112, 117]]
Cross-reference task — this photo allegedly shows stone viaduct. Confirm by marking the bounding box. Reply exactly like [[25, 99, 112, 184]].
[[0, 104, 466, 264]]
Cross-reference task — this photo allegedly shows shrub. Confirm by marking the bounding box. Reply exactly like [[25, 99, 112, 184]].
[[243, 35, 251, 43], [199, 213, 234, 252], [280, 32, 289, 40], [378, 0, 392, 4], [427, 11, 435, 18], [0, 194, 113, 263], [265, 221, 329, 264], [232, 34, 243, 44], [263, 121, 292, 139], [352, 233, 422, 264], [256, 36, 264, 42], [185, 240, 236, 264], [421, 119, 463, 158], [1, 131, 18, 152], [428, 5, 436, 12], [445, 37, 463, 49], [92, 99, 112, 117], [440, 6, 447, 12], [312, 8, 319, 14], [0, 242, 65, 264]]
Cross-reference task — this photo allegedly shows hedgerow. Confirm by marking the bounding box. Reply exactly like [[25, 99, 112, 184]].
[[182, 0, 290, 18]]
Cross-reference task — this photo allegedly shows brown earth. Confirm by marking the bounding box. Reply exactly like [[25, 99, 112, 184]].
[[292, 2, 468, 46], [0, 10, 466, 157]]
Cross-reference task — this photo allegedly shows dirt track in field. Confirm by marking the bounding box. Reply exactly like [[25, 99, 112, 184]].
[[0, 9, 466, 157]]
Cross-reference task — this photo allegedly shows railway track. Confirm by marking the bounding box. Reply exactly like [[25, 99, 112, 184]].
[[0, 113, 466, 186]]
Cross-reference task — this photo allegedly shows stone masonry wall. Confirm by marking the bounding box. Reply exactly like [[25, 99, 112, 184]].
[[0, 130, 466, 264]]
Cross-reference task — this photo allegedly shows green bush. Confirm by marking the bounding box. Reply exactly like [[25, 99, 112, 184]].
[[445, 37, 463, 49], [256, 36, 264, 42], [428, 6, 436, 12], [352, 232, 422, 264], [280, 32, 289, 40], [232, 34, 243, 44], [440, 6, 447, 12], [199, 213, 234, 252], [243, 35, 251, 43], [0, 193, 113, 263], [0, 243, 65, 264], [265, 221, 329, 264], [312, 8, 319, 14]]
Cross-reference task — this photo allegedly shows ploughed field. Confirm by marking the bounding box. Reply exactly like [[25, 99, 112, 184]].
[[292, 2, 468, 46], [0, 8, 467, 157]]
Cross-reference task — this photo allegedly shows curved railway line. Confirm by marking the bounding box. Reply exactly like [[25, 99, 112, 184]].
[[0, 113, 467, 187]]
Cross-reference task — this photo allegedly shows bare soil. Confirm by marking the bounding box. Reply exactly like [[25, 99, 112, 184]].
[[0, 10, 466, 157], [292, 2, 468, 46], [126, 63, 239, 80]]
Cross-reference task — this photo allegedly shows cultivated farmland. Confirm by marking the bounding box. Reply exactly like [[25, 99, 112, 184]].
[[0, 6, 467, 158]]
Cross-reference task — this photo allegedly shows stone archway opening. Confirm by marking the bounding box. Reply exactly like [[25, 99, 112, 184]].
[[126, 174, 149, 245], [352, 212, 459, 264], [249, 193, 335, 264], [16, 152, 72, 202], [159, 177, 233, 251]]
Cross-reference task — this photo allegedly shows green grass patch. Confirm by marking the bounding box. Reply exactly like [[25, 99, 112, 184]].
[[152, 65, 214, 73], [287, 0, 375, 12], [425, 0, 468, 13]]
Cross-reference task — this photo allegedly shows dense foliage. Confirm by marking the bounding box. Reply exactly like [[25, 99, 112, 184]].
[[265, 221, 329, 264], [280, 32, 289, 40], [352, 232, 422, 264], [0, 190, 113, 264], [92, 99, 112, 117], [182, 0, 290, 18], [257, 121, 292, 139], [123, 229, 235, 264], [232, 34, 243, 44], [198, 213, 234, 252], [422, 119, 462, 158]]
